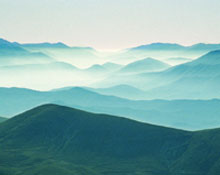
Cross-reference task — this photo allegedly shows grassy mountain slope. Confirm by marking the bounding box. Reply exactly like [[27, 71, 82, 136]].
[[0, 104, 192, 175], [0, 104, 220, 175]]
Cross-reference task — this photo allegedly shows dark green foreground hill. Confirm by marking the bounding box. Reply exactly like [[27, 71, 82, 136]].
[[0, 117, 7, 123], [0, 104, 220, 175]]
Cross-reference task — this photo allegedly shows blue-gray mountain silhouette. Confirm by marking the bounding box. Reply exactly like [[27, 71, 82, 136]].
[[0, 38, 54, 65], [1, 87, 220, 130], [118, 58, 170, 74]]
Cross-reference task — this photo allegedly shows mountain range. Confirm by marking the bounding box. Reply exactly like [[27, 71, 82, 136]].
[[1, 38, 220, 175], [1, 104, 220, 175], [95, 50, 220, 99], [0, 38, 54, 66], [111, 43, 220, 65], [141, 50, 220, 99], [1, 87, 220, 130], [2, 38, 220, 67], [131, 43, 220, 51], [21, 41, 102, 68]]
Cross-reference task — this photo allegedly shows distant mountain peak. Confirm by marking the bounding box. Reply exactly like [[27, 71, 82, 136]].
[[22, 42, 69, 48], [119, 57, 170, 74], [139, 57, 162, 62], [85, 64, 107, 72], [131, 43, 184, 50], [53, 42, 69, 48], [189, 50, 220, 65], [102, 62, 123, 71], [131, 57, 169, 64], [0, 38, 27, 52], [0, 38, 11, 44], [130, 42, 220, 52], [148, 42, 182, 46]]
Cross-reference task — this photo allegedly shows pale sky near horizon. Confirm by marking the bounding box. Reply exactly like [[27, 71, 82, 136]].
[[0, 0, 220, 50]]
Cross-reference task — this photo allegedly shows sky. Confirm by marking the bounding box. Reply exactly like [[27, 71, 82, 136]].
[[0, 0, 220, 50]]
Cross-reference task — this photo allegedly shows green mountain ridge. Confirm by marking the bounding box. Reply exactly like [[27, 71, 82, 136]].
[[0, 104, 220, 175]]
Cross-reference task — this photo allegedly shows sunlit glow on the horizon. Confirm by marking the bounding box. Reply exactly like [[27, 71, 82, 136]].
[[0, 0, 220, 50]]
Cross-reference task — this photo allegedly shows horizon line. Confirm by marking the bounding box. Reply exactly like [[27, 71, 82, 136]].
[[1, 37, 220, 52]]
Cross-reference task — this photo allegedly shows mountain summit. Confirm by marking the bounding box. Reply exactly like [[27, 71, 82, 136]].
[[1, 104, 220, 174], [119, 58, 170, 74]]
